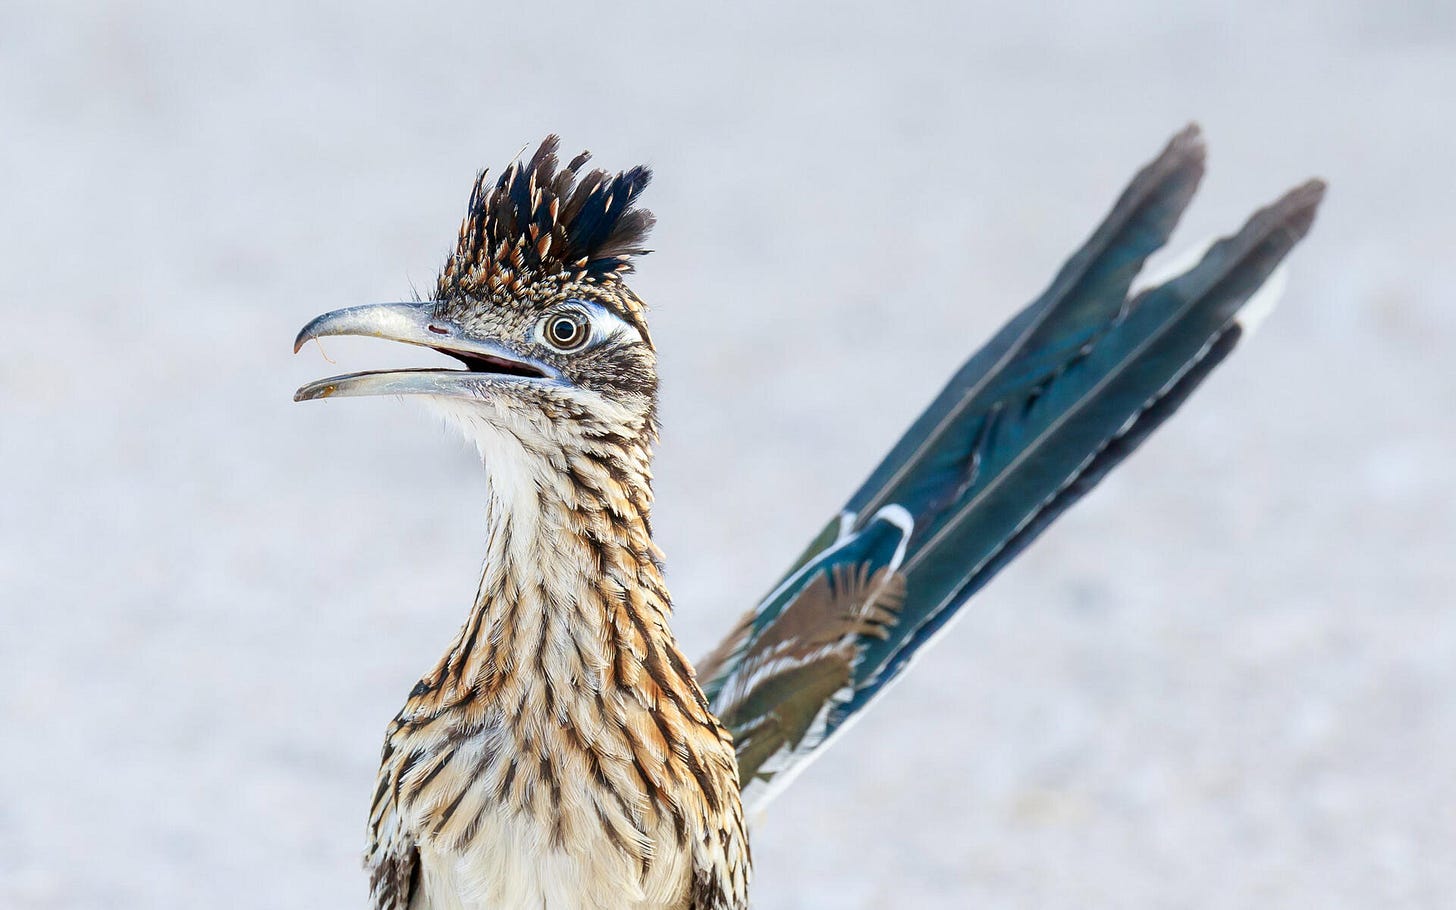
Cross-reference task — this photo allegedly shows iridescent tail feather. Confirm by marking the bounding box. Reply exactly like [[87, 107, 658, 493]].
[[697, 125, 1325, 812]]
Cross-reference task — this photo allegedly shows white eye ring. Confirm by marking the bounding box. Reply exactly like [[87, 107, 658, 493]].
[[540, 312, 591, 352]]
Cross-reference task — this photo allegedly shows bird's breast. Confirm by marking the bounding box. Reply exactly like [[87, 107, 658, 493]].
[[385, 681, 716, 909], [405, 717, 697, 910], [415, 809, 694, 910]]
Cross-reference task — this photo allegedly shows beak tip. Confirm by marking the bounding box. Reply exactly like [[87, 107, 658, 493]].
[[293, 382, 334, 402]]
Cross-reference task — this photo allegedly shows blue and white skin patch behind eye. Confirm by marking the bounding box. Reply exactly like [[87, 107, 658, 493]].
[[537, 299, 646, 351]]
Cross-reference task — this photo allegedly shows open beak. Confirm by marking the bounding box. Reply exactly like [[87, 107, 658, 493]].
[[292, 301, 557, 402]]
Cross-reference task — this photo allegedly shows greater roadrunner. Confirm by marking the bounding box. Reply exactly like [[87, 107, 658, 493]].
[[293, 126, 1323, 910]]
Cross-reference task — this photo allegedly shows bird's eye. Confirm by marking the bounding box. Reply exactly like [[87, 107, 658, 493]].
[[542, 313, 590, 352]]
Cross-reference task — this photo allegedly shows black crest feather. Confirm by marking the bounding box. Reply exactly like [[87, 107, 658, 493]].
[[435, 137, 656, 300]]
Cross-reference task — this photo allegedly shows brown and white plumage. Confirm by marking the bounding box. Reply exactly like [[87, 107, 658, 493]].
[[365, 425, 746, 910]]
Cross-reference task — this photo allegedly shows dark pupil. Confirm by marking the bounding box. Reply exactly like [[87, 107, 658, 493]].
[[551, 318, 580, 346]]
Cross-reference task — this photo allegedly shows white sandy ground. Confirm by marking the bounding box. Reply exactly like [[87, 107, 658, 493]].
[[1, 2, 1454, 907]]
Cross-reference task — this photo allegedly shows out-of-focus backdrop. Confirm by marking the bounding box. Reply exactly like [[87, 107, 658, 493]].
[[2, 2, 1452, 908]]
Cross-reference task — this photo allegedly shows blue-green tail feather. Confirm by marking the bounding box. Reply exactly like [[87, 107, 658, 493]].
[[698, 126, 1325, 809]]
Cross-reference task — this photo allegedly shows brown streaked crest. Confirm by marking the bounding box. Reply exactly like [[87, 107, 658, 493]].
[[435, 136, 656, 321]]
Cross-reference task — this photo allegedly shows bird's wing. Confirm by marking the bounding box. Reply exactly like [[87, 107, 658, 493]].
[[697, 125, 1325, 813], [365, 717, 424, 910]]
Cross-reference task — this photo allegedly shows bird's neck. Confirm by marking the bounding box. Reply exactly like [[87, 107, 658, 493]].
[[423, 429, 684, 709], [396, 417, 745, 896]]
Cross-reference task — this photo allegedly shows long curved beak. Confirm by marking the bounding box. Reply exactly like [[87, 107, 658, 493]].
[[292, 301, 557, 402]]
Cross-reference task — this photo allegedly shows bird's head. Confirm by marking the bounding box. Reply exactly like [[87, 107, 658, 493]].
[[294, 137, 659, 459]]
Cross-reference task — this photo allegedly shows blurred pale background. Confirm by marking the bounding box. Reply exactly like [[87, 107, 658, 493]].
[[2, 2, 1453, 908]]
